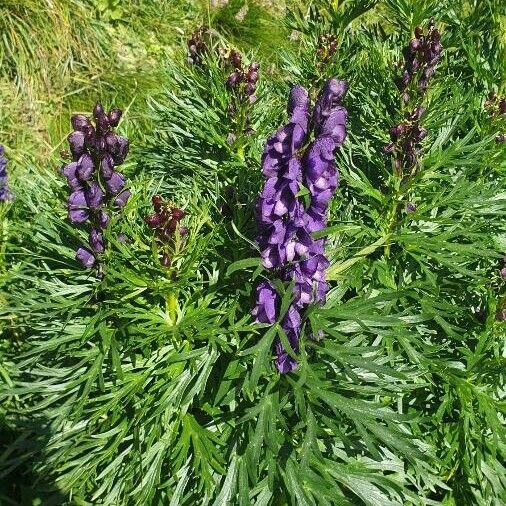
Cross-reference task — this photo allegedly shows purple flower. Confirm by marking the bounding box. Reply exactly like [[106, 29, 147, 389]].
[[76, 247, 96, 268], [313, 79, 348, 131], [252, 281, 279, 324], [105, 172, 125, 195], [85, 182, 104, 209], [114, 190, 130, 208], [89, 229, 105, 253], [68, 131, 86, 160], [76, 154, 94, 180]]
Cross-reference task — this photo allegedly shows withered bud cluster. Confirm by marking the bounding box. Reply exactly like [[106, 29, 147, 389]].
[[316, 33, 338, 65], [485, 91, 506, 143], [384, 106, 427, 171], [144, 195, 188, 268], [187, 26, 209, 66], [396, 19, 442, 102]]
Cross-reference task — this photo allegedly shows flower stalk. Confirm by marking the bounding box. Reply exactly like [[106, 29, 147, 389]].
[[253, 79, 348, 372]]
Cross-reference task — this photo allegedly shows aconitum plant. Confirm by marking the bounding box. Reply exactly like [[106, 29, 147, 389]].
[[253, 79, 348, 372], [0, 145, 14, 202], [62, 103, 130, 269]]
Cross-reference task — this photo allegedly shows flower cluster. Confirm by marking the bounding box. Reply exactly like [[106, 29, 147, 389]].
[[226, 50, 259, 104], [0, 145, 14, 202], [384, 106, 427, 171], [385, 21, 442, 176], [253, 79, 348, 373], [62, 103, 130, 269], [225, 49, 259, 141], [396, 19, 442, 101], [144, 195, 187, 268], [316, 33, 338, 66], [187, 26, 209, 66]]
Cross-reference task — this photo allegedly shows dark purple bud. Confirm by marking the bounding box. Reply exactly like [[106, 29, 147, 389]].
[[230, 50, 242, 68], [499, 99, 506, 114], [247, 70, 259, 84], [389, 124, 404, 140], [105, 172, 125, 194], [118, 232, 128, 244], [85, 182, 105, 209], [152, 195, 163, 212], [496, 134, 506, 143], [411, 106, 426, 120], [249, 62, 260, 72], [71, 114, 91, 132], [226, 132, 237, 145], [114, 190, 130, 208], [414, 26, 423, 38], [161, 254, 172, 268], [171, 208, 185, 221], [68, 131, 86, 159], [409, 38, 420, 51], [226, 71, 241, 88], [179, 226, 188, 236], [406, 202, 416, 213], [108, 108, 123, 127], [76, 247, 95, 268], [89, 228, 105, 253], [96, 112, 110, 132], [417, 127, 428, 140], [97, 210, 110, 229], [246, 82, 256, 96], [383, 142, 396, 153], [100, 154, 114, 179], [76, 154, 94, 180], [93, 102, 105, 119], [145, 213, 163, 228]]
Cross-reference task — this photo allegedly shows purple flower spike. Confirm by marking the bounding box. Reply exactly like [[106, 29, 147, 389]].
[[76, 247, 96, 268], [63, 104, 130, 269], [254, 80, 347, 372]]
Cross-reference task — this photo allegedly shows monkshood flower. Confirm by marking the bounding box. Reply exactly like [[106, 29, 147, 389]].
[[144, 195, 187, 267], [253, 79, 348, 373], [0, 145, 14, 202], [62, 102, 130, 269]]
